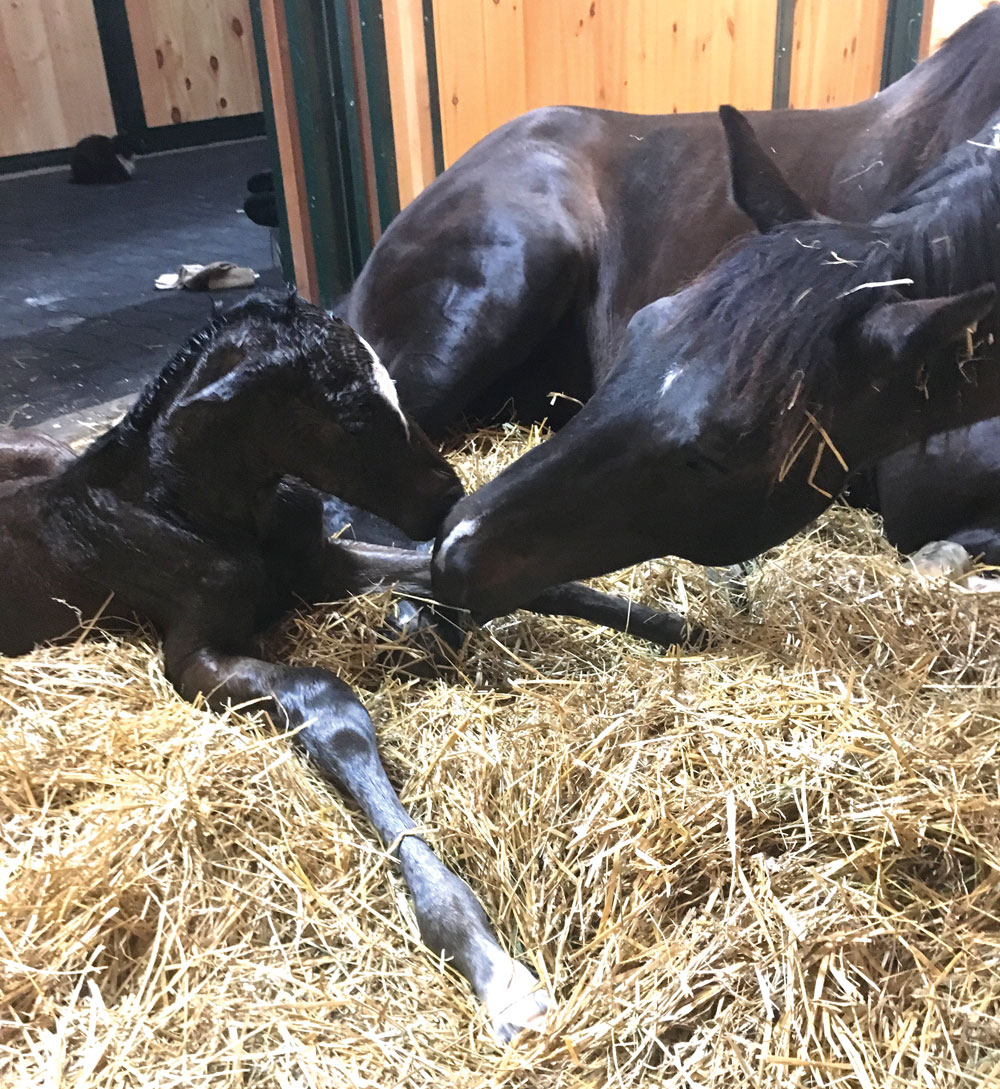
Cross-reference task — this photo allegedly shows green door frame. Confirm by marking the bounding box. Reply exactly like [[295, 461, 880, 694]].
[[249, 0, 402, 305], [881, 0, 926, 87]]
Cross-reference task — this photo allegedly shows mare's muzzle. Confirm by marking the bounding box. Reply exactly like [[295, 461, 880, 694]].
[[432, 504, 541, 620]]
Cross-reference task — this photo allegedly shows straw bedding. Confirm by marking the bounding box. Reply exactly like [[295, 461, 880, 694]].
[[2, 424, 1000, 1088]]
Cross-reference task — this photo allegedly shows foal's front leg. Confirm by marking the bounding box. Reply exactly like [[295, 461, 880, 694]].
[[162, 637, 549, 1043], [320, 541, 703, 649]]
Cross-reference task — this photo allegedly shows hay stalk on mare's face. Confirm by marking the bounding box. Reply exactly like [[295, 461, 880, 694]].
[[432, 107, 1000, 623], [341, 6, 1000, 438], [0, 294, 565, 1041]]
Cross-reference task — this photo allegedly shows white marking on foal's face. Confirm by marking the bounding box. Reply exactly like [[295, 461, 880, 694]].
[[660, 368, 681, 397], [116, 154, 136, 176], [438, 516, 479, 559], [357, 333, 409, 434]]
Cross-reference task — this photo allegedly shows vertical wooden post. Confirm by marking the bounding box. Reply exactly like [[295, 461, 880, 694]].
[[917, 0, 935, 58], [256, 0, 319, 302], [382, 0, 437, 209]]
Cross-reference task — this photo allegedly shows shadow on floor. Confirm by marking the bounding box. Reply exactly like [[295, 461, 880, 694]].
[[0, 137, 282, 429]]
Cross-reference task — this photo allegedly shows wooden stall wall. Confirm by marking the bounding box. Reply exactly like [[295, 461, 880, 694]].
[[382, 0, 437, 208], [123, 0, 262, 127], [430, 0, 779, 168], [0, 0, 116, 157], [788, 0, 888, 109], [926, 0, 994, 52], [424, 0, 896, 171]]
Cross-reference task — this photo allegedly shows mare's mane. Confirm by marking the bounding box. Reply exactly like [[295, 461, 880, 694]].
[[681, 101, 1000, 459], [891, 5, 1000, 169], [880, 113, 1000, 297], [677, 222, 900, 441]]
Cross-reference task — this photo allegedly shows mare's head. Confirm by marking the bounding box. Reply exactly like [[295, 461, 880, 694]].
[[119, 293, 462, 539], [433, 107, 998, 620]]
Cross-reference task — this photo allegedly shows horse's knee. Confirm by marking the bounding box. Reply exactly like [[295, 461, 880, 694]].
[[0, 431, 75, 483]]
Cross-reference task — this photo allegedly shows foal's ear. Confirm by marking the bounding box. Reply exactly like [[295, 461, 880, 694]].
[[858, 284, 997, 362], [719, 105, 812, 232]]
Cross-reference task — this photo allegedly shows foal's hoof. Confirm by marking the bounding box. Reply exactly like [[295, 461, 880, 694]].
[[377, 599, 467, 678], [485, 961, 551, 1045], [964, 574, 1000, 592], [908, 540, 973, 580], [705, 562, 752, 612]]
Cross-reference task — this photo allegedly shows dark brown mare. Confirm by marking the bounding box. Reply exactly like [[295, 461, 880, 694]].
[[430, 107, 1000, 621], [0, 294, 559, 1041], [344, 6, 1000, 439]]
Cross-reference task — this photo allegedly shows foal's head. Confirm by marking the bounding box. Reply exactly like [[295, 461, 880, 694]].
[[122, 293, 462, 539], [433, 108, 998, 619]]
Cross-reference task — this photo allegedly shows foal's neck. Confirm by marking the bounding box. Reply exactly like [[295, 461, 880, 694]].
[[67, 410, 275, 541]]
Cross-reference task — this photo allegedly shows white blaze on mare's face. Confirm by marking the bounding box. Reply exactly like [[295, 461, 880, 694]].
[[357, 333, 408, 433], [438, 516, 479, 560]]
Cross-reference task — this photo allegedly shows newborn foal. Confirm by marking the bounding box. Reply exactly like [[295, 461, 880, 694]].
[[0, 293, 547, 1041]]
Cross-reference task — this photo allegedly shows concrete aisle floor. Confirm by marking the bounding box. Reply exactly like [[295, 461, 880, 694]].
[[0, 137, 282, 438]]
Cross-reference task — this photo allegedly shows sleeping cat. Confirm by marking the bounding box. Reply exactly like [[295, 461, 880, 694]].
[[70, 135, 138, 184]]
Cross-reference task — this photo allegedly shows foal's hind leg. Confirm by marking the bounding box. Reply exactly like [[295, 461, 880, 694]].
[[163, 641, 549, 1042]]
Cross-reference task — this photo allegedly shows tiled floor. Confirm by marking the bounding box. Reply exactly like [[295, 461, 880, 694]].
[[0, 138, 282, 433]]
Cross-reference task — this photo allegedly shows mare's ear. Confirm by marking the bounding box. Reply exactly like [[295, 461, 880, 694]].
[[858, 284, 997, 361], [719, 105, 812, 232]]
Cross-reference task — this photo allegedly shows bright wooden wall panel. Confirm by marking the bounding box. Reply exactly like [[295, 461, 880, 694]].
[[433, 0, 778, 167], [124, 0, 262, 127], [610, 1, 778, 115], [927, 0, 993, 52], [433, 0, 528, 173], [788, 0, 888, 108], [0, 0, 115, 156], [383, 0, 437, 207]]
